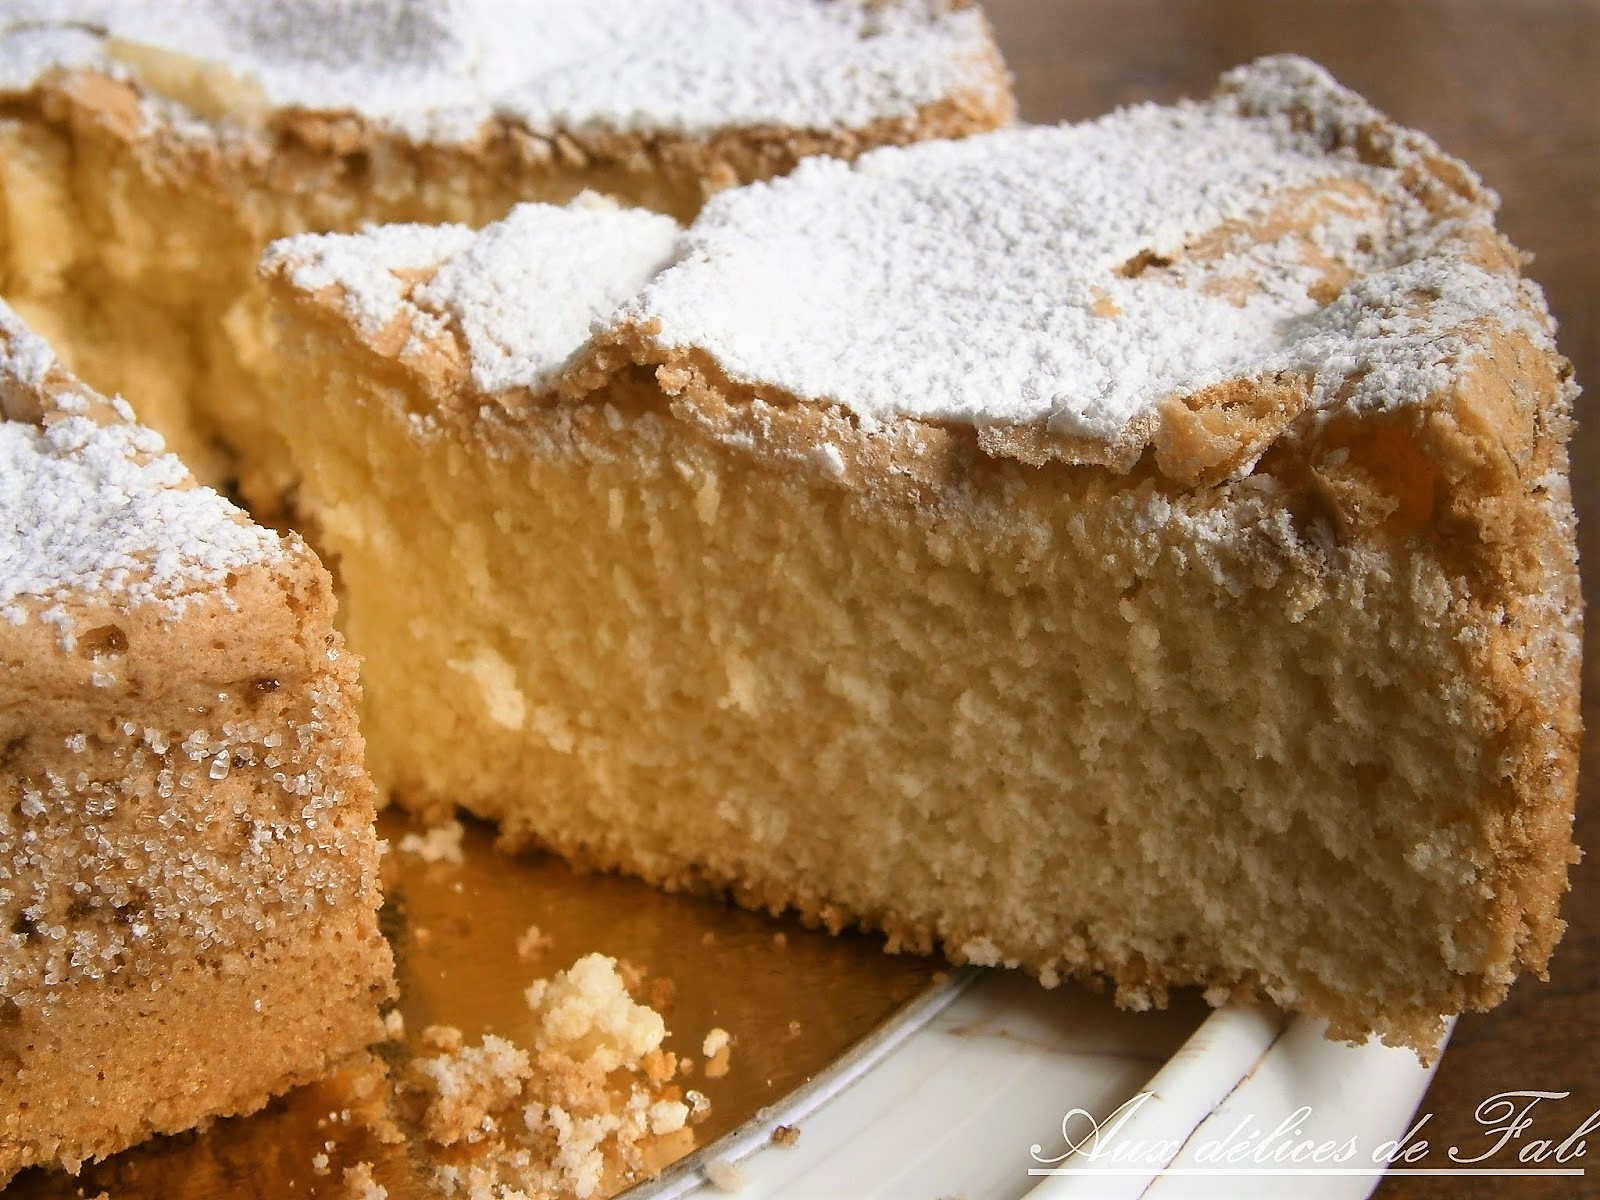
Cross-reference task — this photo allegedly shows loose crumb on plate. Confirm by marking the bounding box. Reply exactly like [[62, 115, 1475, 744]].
[[342, 1161, 388, 1199], [704, 1158, 745, 1192], [702, 1027, 732, 1079], [685, 1090, 711, 1124], [398, 818, 466, 863], [516, 922, 555, 961], [402, 953, 701, 1199]]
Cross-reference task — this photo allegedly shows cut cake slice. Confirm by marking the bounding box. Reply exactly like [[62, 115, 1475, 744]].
[[0, 303, 392, 1184], [258, 56, 1581, 1057]]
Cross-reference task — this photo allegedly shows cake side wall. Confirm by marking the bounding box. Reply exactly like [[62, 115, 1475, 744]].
[[0, 567, 393, 1180], [0, 903, 387, 1181], [263, 307, 1577, 1053]]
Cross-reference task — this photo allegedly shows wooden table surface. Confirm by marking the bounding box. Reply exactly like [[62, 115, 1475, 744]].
[[980, 3, 1600, 1196]]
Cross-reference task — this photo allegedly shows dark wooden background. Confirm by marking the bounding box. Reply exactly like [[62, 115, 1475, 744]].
[[980, 3, 1599, 1196]]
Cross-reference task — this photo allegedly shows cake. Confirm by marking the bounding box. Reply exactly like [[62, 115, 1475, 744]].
[[0, 8, 1582, 1189], [254, 56, 1579, 1058], [0, 302, 392, 1183], [0, 0, 1012, 490]]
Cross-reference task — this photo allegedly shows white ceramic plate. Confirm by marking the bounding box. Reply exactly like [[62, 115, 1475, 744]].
[[632, 969, 1443, 1199]]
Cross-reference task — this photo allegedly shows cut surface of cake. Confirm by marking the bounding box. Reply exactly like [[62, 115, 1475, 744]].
[[0, 303, 393, 1184], [0, 0, 1012, 486], [256, 56, 1580, 1056]]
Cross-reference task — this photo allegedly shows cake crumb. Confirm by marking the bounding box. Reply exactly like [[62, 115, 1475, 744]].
[[772, 931, 788, 949], [649, 1098, 690, 1135], [399, 954, 699, 1198], [420, 1024, 464, 1054], [311, 1150, 330, 1174], [515, 922, 554, 961], [341, 1161, 386, 1200], [685, 1090, 711, 1124], [647, 975, 677, 1015], [398, 818, 465, 863], [641, 1048, 677, 1085], [702, 1027, 732, 1078], [383, 1009, 405, 1040], [704, 1158, 745, 1192], [411, 1032, 531, 1145], [524, 953, 665, 1072], [771, 1124, 800, 1147]]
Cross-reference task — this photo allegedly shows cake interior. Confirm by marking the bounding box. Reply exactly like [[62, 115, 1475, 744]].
[[245, 296, 1578, 1056]]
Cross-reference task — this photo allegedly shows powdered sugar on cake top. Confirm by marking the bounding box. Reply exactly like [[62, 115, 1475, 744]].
[[635, 108, 1340, 439], [415, 199, 680, 394], [268, 57, 1555, 458], [269, 195, 680, 396], [0, 305, 282, 638], [628, 56, 1542, 441], [0, 0, 1002, 144], [265, 222, 478, 340]]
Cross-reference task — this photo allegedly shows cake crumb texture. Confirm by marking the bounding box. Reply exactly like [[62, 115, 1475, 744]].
[[341, 1161, 387, 1200]]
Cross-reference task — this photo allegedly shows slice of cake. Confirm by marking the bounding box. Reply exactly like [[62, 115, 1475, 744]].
[[0, 303, 392, 1184], [258, 56, 1580, 1056], [0, 0, 1012, 488]]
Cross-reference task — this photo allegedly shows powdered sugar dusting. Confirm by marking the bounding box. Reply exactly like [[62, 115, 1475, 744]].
[[0, 304, 282, 639], [628, 56, 1521, 441], [1287, 258, 1550, 416], [0, 0, 1001, 143], [267, 222, 477, 338], [416, 197, 680, 394], [271, 196, 681, 395], [265, 57, 1553, 460]]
